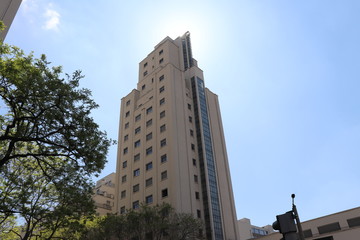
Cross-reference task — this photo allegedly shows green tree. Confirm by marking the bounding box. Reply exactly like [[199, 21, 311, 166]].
[[0, 44, 111, 170], [0, 43, 112, 239], [0, 154, 95, 239], [168, 212, 204, 240], [79, 203, 204, 240], [0, 21, 5, 33], [0, 215, 19, 239], [81, 215, 127, 240]]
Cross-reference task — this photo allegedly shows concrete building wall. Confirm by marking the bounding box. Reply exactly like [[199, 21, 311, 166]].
[[206, 89, 240, 239], [237, 218, 273, 240], [115, 33, 238, 240], [0, 0, 22, 41], [255, 207, 360, 240], [93, 173, 116, 216]]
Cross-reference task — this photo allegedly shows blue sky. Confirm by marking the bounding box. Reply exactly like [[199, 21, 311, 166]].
[[5, 0, 360, 227]]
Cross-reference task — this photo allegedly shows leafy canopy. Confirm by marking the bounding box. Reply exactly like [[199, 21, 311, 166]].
[[0, 42, 113, 239], [80, 203, 204, 240], [0, 44, 112, 172]]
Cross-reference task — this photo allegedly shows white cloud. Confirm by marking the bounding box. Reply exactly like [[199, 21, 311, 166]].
[[21, 0, 38, 13], [42, 5, 60, 31]]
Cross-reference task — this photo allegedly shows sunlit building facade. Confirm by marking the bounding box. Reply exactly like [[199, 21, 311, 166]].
[[115, 32, 239, 240], [238, 218, 274, 239], [93, 172, 116, 216]]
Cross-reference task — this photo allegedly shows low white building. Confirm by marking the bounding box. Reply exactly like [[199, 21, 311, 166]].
[[93, 172, 116, 216], [238, 218, 274, 239]]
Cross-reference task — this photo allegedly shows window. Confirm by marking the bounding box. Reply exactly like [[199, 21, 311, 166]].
[[348, 216, 360, 228], [159, 49, 163, 55], [161, 154, 167, 163], [159, 75, 164, 81], [160, 138, 166, 147], [303, 229, 313, 238], [189, 116, 192, 122], [126, 100, 131, 106], [146, 195, 153, 204], [133, 184, 139, 193], [146, 106, 153, 114], [161, 188, 168, 198], [251, 228, 268, 236], [146, 147, 153, 155], [122, 161, 127, 168], [124, 122, 129, 129], [133, 200, 139, 209], [188, 104, 191, 110], [142, 84, 146, 90], [197, 210, 201, 218], [145, 177, 153, 187], [135, 114, 141, 122], [311, 237, 333, 240], [122, 175, 127, 183], [146, 162, 153, 171], [121, 190, 126, 199], [144, 132, 152, 141], [134, 140, 140, 148], [144, 62, 148, 67], [159, 86, 165, 93], [124, 134, 129, 141], [159, 98, 165, 105], [191, 144, 195, 150], [120, 206, 125, 214], [194, 175, 198, 183], [143, 71, 148, 76], [160, 111, 165, 118], [195, 191, 200, 199], [190, 129, 194, 136], [133, 168, 140, 177], [146, 119, 153, 127], [134, 153, 140, 162], [159, 58, 164, 64], [318, 222, 341, 234], [192, 159, 196, 166], [125, 111, 130, 117], [161, 171, 167, 180], [135, 127, 141, 134], [123, 147, 128, 155], [160, 124, 166, 133]]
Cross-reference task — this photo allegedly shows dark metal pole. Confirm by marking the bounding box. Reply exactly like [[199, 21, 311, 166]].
[[291, 194, 305, 240]]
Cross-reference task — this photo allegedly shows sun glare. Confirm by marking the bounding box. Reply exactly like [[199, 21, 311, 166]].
[[159, 18, 209, 63]]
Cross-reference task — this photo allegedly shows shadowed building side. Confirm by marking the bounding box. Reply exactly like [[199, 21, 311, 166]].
[[0, 0, 22, 41]]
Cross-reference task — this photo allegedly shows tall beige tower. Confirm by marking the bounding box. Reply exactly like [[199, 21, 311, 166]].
[[0, 0, 22, 41], [115, 32, 239, 240]]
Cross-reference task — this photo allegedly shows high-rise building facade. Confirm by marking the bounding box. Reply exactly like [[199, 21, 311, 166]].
[[115, 32, 239, 240], [0, 0, 22, 41]]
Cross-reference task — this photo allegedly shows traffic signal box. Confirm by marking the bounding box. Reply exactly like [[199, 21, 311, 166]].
[[272, 211, 299, 240]]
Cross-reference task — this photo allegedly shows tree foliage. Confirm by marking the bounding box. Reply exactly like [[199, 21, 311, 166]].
[[0, 44, 111, 171], [0, 155, 95, 239], [0, 43, 113, 239], [80, 203, 204, 240]]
